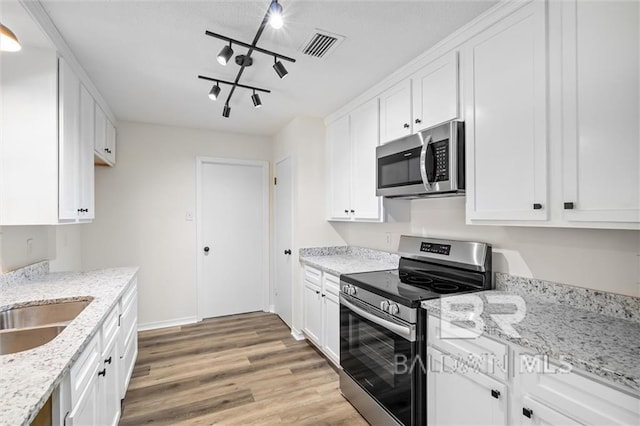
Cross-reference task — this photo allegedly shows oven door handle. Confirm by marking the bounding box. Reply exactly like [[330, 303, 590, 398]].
[[341, 295, 416, 342], [420, 134, 433, 191]]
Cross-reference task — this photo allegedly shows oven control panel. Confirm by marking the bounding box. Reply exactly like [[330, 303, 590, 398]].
[[420, 242, 451, 256]]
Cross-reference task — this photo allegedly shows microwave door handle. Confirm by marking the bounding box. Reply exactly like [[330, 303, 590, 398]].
[[340, 295, 416, 341], [420, 135, 432, 190]]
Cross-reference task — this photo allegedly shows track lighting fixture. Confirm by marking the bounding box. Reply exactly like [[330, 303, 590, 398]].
[[268, 1, 284, 30], [0, 22, 21, 52], [208, 83, 221, 100], [199, 0, 296, 117], [251, 90, 262, 108], [273, 58, 288, 79], [217, 42, 233, 66]]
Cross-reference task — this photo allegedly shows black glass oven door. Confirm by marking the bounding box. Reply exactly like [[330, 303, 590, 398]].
[[340, 300, 416, 425]]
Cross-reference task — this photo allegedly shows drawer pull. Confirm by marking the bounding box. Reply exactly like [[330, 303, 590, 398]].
[[105, 356, 112, 365], [491, 389, 500, 399], [522, 408, 533, 418], [98, 368, 106, 377]]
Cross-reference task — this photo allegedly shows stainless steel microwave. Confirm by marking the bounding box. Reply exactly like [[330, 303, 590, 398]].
[[376, 120, 465, 198]]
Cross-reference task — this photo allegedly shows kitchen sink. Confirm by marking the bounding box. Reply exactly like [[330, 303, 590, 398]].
[[0, 325, 67, 355], [0, 300, 92, 330]]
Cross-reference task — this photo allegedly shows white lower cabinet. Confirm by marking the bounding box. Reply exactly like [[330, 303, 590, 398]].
[[302, 265, 340, 366], [64, 278, 137, 425], [428, 347, 508, 426], [428, 316, 640, 426]]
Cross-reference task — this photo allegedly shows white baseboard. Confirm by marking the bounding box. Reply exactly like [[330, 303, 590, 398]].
[[291, 328, 306, 341], [137, 316, 198, 332]]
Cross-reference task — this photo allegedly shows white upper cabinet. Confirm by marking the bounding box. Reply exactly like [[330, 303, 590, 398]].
[[412, 51, 459, 132], [326, 98, 383, 222], [326, 115, 352, 220], [463, 0, 548, 222], [560, 0, 639, 226], [58, 57, 82, 221], [95, 105, 116, 166], [379, 80, 412, 144], [79, 84, 96, 220], [350, 98, 382, 220]]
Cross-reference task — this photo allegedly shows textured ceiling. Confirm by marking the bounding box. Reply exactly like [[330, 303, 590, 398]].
[[39, 0, 497, 136]]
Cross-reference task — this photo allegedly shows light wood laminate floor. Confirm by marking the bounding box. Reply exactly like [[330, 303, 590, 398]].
[[119, 312, 368, 425]]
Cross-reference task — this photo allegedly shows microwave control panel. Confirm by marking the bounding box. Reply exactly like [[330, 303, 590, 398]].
[[433, 140, 449, 182]]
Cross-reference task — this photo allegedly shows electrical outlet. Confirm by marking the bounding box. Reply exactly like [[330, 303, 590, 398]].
[[185, 210, 194, 221], [26, 238, 34, 257], [385, 233, 392, 247]]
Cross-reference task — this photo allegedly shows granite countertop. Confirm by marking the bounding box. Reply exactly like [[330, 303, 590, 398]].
[[0, 265, 139, 426], [422, 290, 640, 393], [299, 246, 399, 276]]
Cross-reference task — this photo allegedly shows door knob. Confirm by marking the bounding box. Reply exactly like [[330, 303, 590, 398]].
[[204, 246, 210, 253], [284, 249, 292, 255]]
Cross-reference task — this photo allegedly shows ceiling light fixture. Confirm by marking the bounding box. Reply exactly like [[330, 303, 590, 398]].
[[217, 42, 234, 66], [273, 58, 288, 79], [251, 90, 262, 108], [268, 0, 284, 30], [198, 0, 296, 118], [0, 22, 22, 52], [208, 83, 221, 100]]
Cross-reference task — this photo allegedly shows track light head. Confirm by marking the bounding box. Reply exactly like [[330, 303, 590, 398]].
[[222, 104, 231, 118], [208, 83, 221, 100], [273, 59, 288, 79], [251, 91, 262, 108], [268, 1, 284, 29], [0, 23, 21, 52], [217, 42, 234, 66]]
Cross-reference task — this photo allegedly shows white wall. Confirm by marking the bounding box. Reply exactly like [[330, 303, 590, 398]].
[[49, 225, 84, 272], [81, 121, 272, 328], [332, 197, 640, 298], [0, 225, 55, 272], [272, 117, 346, 333]]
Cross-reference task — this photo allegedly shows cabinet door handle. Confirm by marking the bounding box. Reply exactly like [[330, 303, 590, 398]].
[[315, 290, 320, 295], [415, 118, 422, 124], [98, 368, 106, 377], [522, 408, 533, 419], [321, 294, 326, 298], [403, 123, 410, 129], [564, 202, 575, 210], [344, 209, 349, 214], [284, 249, 291, 255], [105, 356, 112, 365], [491, 389, 500, 399], [350, 210, 355, 214], [533, 203, 543, 210]]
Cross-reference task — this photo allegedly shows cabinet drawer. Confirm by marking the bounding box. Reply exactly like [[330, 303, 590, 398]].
[[520, 354, 640, 425], [121, 279, 136, 311], [70, 332, 100, 406], [428, 315, 508, 381], [101, 304, 119, 354], [303, 265, 321, 286], [120, 293, 137, 351], [323, 272, 340, 296]]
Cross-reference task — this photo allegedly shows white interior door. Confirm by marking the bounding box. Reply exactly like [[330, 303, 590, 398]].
[[198, 158, 268, 319], [274, 157, 293, 327]]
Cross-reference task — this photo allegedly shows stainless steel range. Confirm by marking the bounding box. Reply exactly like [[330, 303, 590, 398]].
[[339, 235, 493, 426]]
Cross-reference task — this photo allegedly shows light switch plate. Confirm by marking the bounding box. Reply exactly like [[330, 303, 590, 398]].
[[185, 211, 194, 221]]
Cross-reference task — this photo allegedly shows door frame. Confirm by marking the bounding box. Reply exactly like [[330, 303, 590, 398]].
[[195, 156, 270, 322], [273, 155, 295, 327]]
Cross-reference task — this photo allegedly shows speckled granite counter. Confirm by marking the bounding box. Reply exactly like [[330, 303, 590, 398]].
[[299, 246, 399, 276], [422, 273, 640, 393], [0, 263, 138, 426]]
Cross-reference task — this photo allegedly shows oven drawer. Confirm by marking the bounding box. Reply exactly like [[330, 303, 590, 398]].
[[428, 314, 508, 381]]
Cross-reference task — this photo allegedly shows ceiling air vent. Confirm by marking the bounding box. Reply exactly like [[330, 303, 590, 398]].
[[299, 29, 345, 59]]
